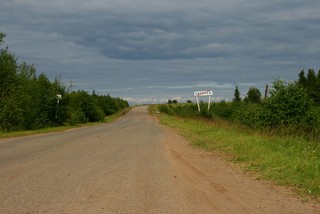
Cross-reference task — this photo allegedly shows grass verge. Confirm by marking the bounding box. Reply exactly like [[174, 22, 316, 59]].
[[156, 111, 320, 200], [0, 107, 131, 139], [104, 107, 131, 123]]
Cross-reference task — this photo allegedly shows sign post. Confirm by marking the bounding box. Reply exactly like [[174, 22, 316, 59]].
[[193, 90, 213, 112], [196, 96, 200, 112], [56, 94, 62, 119]]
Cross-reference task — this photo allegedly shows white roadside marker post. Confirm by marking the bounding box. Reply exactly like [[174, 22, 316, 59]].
[[196, 96, 200, 112]]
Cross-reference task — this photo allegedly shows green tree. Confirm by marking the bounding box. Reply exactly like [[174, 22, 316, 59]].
[[246, 87, 261, 103], [0, 32, 5, 46], [0, 48, 17, 100], [298, 70, 307, 87], [233, 86, 241, 102], [306, 69, 318, 100], [0, 37, 21, 131], [298, 69, 320, 103]]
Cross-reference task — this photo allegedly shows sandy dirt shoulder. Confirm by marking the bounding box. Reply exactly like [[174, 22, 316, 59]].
[[153, 110, 320, 213]]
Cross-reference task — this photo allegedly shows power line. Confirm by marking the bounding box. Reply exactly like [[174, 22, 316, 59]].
[[68, 79, 73, 92]]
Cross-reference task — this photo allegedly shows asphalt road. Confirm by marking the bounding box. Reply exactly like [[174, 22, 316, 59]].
[[0, 106, 319, 213]]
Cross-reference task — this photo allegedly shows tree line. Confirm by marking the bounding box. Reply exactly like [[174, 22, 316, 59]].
[[0, 33, 128, 132], [159, 69, 320, 140]]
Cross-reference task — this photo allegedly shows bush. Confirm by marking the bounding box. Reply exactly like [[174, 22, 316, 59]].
[[159, 104, 200, 117], [158, 104, 174, 115], [176, 104, 199, 117], [210, 101, 234, 119], [301, 105, 320, 139], [261, 80, 311, 128], [236, 103, 264, 129]]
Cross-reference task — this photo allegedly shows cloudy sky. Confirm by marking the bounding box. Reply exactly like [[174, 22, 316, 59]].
[[1, 0, 320, 104]]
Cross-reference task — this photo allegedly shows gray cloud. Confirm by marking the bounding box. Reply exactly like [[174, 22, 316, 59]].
[[1, 0, 320, 103]]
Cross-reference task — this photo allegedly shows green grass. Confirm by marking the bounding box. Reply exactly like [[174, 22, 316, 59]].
[[105, 107, 131, 123], [0, 107, 131, 139], [0, 126, 77, 138], [157, 112, 320, 199]]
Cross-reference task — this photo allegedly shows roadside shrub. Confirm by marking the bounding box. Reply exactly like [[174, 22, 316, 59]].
[[210, 101, 234, 119], [175, 104, 199, 117], [261, 80, 311, 128], [236, 103, 264, 129], [158, 104, 174, 115], [67, 108, 86, 125], [159, 103, 201, 117], [301, 105, 320, 140]]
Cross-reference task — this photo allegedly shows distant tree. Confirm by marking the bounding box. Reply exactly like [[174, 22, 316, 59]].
[[0, 32, 5, 46], [317, 70, 320, 82], [243, 96, 249, 104], [307, 69, 317, 85], [172, 100, 178, 104], [168, 99, 173, 104], [233, 86, 241, 102], [307, 69, 320, 103], [246, 87, 262, 103], [0, 49, 17, 100], [298, 70, 307, 87], [0, 31, 129, 131], [187, 100, 193, 103], [298, 69, 320, 103]]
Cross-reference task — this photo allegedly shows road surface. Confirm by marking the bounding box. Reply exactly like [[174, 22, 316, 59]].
[[0, 106, 319, 213]]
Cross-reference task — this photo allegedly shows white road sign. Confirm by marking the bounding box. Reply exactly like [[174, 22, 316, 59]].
[[194, 90, 213, 97], [193, 90, 214, 112]]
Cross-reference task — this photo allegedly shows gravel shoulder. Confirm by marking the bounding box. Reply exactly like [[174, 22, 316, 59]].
[[0, 106, 319, 213]]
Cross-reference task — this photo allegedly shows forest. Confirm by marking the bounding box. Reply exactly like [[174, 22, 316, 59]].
[[0, 33, 128, 132]]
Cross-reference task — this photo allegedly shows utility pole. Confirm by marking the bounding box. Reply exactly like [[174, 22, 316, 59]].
[[69, 79, 73, 92], [58, 75, 61, 88], [264, 84, 269, 99]]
